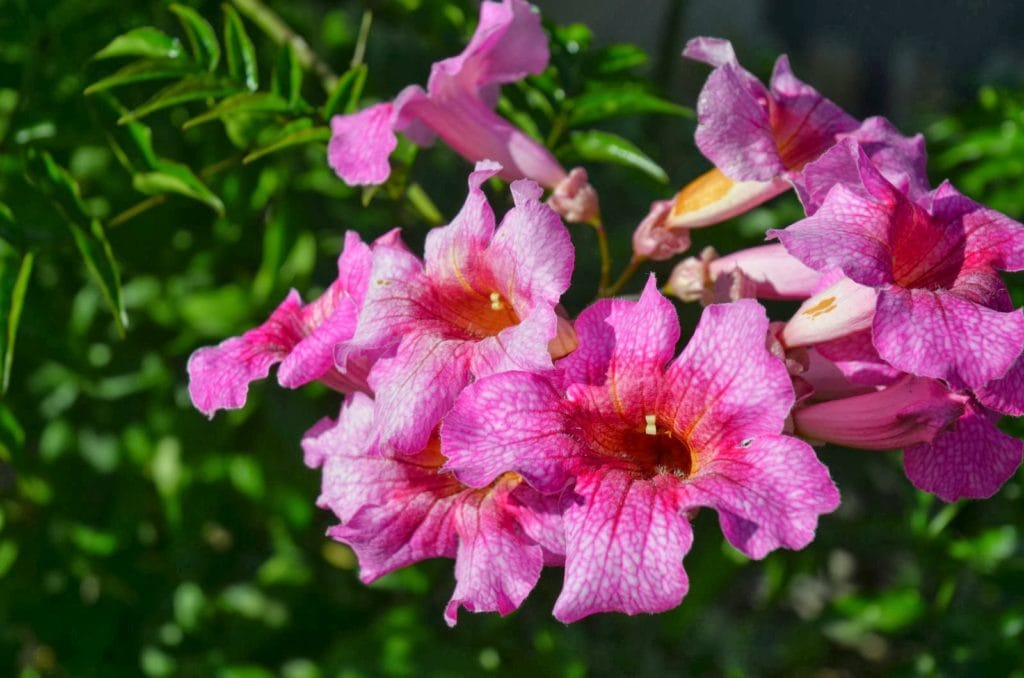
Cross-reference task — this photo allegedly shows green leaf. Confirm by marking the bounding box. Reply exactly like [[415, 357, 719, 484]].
[[567, 87, 693, 127], [223, 4, 258, 91], [170, 4, 221, 71], [91, 93, 160, 172], [94, 27, 185, 61], [182, 92, 293, 129], [24, 150, 127, 333], [560, 130, 669, 183], [85, 59, 201, 95], [272, 43, 303, 107], [0, 243, 32, 393], [118, 74, 241, 123], [322, 64, 367, 119], [590, 43, 648, 75], [0, 401, 24, 462], [133, 160, 225, 215], [243, 123, 329, 164]]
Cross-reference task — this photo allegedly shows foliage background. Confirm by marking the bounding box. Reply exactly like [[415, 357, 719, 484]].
[[2, 0, 1024, 675]]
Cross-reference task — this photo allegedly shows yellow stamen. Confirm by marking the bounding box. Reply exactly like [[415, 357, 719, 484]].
[[645, 414, 658, 436], [489, 291, 504, 311]]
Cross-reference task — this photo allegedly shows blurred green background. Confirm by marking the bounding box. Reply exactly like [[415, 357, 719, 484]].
[[2, 0, 1024, 675]]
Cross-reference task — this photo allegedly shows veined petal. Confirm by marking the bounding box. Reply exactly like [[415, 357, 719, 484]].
[[424, 162, 501, 285], [442, 370, 579, 493], [814, 329, 902, 386], [556, 299, 617, 387], [187, 291, 303, 417], [553, 468, 692, 622], [665, 300, 792, 450], [682, 37, 738, 67], [873, 286, 1024, 390], [710, 243, 822, 300], [470, 305, 557, 377], [927, 181, 1024, 273], [904, 404, 1023, 502], [976, 351, 1024, 416], [328, 103, 398, 185], [677, 435, 839, 558], [349, 243, 427, 350]]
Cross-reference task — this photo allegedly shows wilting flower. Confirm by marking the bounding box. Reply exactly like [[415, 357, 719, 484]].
[[771, 138, 1024, 392], [339, 161, 573, 455], [327, 0, 600, 224], [663, 38, 926, 232], [668, 244, 821, 304], [303, 393, 563, 626], [442, 279, 839, 621], [187, 230, 397, 416]]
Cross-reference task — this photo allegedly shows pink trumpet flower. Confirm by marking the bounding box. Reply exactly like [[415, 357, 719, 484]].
[[339, 161, 574, 455], [770, 139, 1024, 392], [663, 38, 926, 232], [442, 279, 839, 622], [668, 244, 821, 304], [303, 393, 563, 626], [187, 230, 398, 417], [327, 0, 598, 221]]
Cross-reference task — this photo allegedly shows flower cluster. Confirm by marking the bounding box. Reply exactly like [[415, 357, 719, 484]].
[[189, 3, 1024, 625]]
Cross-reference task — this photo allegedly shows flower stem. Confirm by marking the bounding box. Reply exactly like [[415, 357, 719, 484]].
[[601, 255, 646, 298], [590, 218, 612, 295]]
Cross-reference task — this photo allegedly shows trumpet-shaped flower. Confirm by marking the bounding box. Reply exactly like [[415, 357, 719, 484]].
[[328, 0, 565, 190], [665, 38, 926, 231], [668, 244, 821, 304], [442, 279, 838, 622], [341, 161, 573, 455], [770, 139, 1024, 391], [303, 393, 563, 626], [187, 230, 397, 417]]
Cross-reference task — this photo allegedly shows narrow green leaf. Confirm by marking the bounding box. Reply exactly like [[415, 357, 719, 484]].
[[133, 159, 225, 215], [94, 27, 185, 61], [85, 59, 201, 95], [589, 43, 648, 75], [182, 92, 292, 129], [0, 401, 24, 462], [223, 4, 258, 90], [560, 130, 669, 184], [24, 150, 127, 333], [322, 64, 367, 119], [170, 4, 221, 71], [0, 245, 33, 393], [92, 93, 160, 172], [272, 43, 303, 107], [243, 124, 328, 164], [118, 74, 241, 123], [567, 87, 693, 127]]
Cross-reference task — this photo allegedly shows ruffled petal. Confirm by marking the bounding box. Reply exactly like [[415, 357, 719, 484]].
[[677, 435, 840, 558], [976, 351, 1024, 416], [553, 468, 692, 622], [328, 103, 398, 185]]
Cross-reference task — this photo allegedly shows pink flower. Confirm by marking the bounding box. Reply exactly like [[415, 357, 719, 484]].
[[442, 279, 839, 621], [328, 0, 565, 190], [187, 230, 397, 417], [340, 161, 573, 455], [668, 244, 821, 304], [665, 38, 925, 231], [770, 139, 1024, 391], [303, 393, 563, 626]]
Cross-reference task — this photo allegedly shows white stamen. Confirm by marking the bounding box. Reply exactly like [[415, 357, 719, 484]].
[[489, 291, 504, 311], [645, 414, 657, 436]]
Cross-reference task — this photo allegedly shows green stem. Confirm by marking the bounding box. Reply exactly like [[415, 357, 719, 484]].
[[107, 195, 167, 229], [601, 255, 646, 298], [231, 0, 338, 93], [351, 9, 373, 69], [589, 219, 612, 295]]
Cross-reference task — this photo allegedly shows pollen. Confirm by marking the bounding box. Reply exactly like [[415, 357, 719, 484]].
[[645, 414, 658, 436], [489, 291, 505, 311], [802, 295, 837, 318]]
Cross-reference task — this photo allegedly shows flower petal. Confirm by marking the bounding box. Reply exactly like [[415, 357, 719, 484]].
[[677, 435, 840, 558], [904, 405, 1023, 502], [328, 103, 397, 185], [553, 468, 692, 622], [873, 286, 1024, 390], [976, 351, 1024, 416]]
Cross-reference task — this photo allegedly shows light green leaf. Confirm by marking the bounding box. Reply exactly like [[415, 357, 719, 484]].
[[567, 87, 692, 127], [133, 160, 225, 215], [0, 244, 33, 393], [182, 92, 293, 129], [590, 43, 648, 75], [24, 150, 127, 333], [560, 130, 669, 183], [322, 64, 367, 119], [272, 43, 303, 107], [223, 4, 258, 90], [94, 27, 185, 61], [243, 123, 329, 164], [85, 59, 201, 95], [118, 74, 241, 123], [170, 4, 221, 71]]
